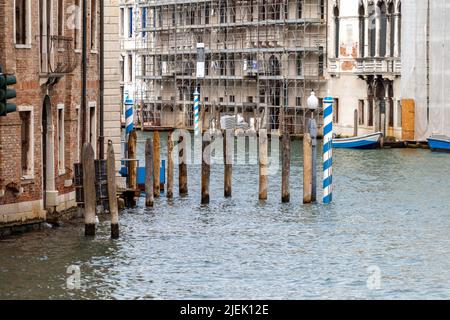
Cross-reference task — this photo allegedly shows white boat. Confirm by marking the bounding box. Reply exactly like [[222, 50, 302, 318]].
[[332, 132, 383, 149]]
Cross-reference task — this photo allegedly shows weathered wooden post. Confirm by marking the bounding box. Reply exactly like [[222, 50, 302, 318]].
[[303, 133, 312, 204], [153, 131, 161, 197], [167, 131, 174, 198], [259, 129, 268, 200], [354, 109, 359, 137], [145, 138, 154, 207], [223, 129, 233, 198], [106, 141, 119, 239], [179, 135, 188, 195], [82, 143, 96, 236], [128, 129, 137, 190], [201, 130, 211, 204], [309, 119, 318, 202], [380, 113, 386, 148], [281, 132, 290, 203]]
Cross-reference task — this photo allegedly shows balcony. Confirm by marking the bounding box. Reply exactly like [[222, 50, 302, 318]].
[[40, 35, 78, 79], [355, 57, 402, 76], [329, 57, 401, 77]]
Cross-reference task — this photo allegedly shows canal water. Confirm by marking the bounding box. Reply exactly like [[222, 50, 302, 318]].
[[1, 131, 450, 299]]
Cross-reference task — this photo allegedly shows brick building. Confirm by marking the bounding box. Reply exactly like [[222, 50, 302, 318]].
[[0, 0, 120, 229]]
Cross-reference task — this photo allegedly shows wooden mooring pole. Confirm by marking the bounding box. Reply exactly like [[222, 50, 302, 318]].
[[167, 131, 174, 198], [281, 132, 290, 203], [303, 133, 312, 204], [223, 129, 233, 198], [179, 135, 188, 195], [82, 143, 96, 236], [145, 138, 154, 207], [201, 130, 211, 204], [259, 129, 268, 200], [128, 130, 137, 190], [309, 119, 318, 202], [153, 131, 161, 197], [354, 109, 359, 137], [106, 141, 119, 239]]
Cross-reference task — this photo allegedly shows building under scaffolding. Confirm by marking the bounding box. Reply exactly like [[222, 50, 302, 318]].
[[132, 0, 328, 134]]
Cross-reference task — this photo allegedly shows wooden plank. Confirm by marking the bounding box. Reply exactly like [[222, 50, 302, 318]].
[[107, 141, 119, 238], [167, 131, 174, 198], [82, 143, 96, 236], [128, 130, 138, 190], [303, 133, 312, 204], [153, 131, 161, 197], [281, 132, 290, 203], [145, 138, 154, 207], [259, 129, 268, 200]]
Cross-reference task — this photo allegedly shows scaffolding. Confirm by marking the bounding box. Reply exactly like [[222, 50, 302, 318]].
[[133, 0, 328, 135]]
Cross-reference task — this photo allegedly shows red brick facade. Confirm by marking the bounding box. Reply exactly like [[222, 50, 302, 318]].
[[0, 0, 100, 226]]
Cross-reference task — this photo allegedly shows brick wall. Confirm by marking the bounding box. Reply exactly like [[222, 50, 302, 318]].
[[0, 0, 102, 219]]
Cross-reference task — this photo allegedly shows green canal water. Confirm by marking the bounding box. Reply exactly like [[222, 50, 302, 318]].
[[1, 131, 450, 299]]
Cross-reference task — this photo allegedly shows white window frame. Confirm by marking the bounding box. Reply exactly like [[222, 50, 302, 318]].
[[13, 0, 32, 48], [18, 105, 34, 180], [57, 103, 65, 175]]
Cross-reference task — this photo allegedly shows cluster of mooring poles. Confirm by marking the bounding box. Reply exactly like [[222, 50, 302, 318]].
[[78, 92, 334, 238], [136, 93, 335, 208], [79, 141, 120, 239]]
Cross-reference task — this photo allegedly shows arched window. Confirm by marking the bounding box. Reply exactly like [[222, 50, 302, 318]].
[[368, 3, 376, 57], [378, 1, 387, 57], [359, 3, 365, 57], [388, 2, 395, 57], [334, 6, 340, 58], [269, 55, 280, 76]]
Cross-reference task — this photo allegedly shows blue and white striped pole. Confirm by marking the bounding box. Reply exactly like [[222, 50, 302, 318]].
[[323, 96, 333, 204], [194, 88, 200, 136], [125, 102, 134, 137]]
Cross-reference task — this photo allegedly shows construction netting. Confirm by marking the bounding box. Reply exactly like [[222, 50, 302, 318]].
[[402, 0, 450, 141]]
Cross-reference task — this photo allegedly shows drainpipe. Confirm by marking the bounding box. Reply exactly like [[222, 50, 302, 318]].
[[81, 0, 87, 156], [99, 0, 105, 159]]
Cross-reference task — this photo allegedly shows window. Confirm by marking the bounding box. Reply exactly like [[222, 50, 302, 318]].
[[128, 54, 133, 82], [358, 100, 365, 125], [320, 0, 325, 19], [90, 0, 98, 49], [15, 0, 30, 45], [296, 53, 303, 76], [74, 0, 81, 49], [57, 0, 64, 36], [379, 2, 387, 57], [259, 88, 266, 104], [141, 56, 147, 77], [333, 98, 339, 124], [128, 7, 133, 38], [120, 8, 124, 37], [229, 95, 235, 103], [334, 6, 340, 58], [359, 5, 365, 58], [297, 1, 302, 19], [318, 46, 324, 76], [19, 107, 34, 178], [205, 4, 210, 24], [57, 105, 65, 175], [142, 7, 147, 37], [296, 96, 302, 107], [368, 4, 376, 57]]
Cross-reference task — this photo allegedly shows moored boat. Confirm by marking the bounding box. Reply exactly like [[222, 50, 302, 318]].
[[332, 132, 383, 149], [427, 135, 450, 152]]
